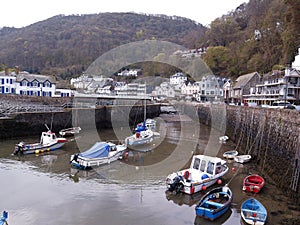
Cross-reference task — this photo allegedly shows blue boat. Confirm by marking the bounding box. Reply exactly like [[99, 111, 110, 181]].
[[195, 185, 233, 220], [241, 198, 267, 225], [0, 211, 8, 225], [70, 142, 126, 170]]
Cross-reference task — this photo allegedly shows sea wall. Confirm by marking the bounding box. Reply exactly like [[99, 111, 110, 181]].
[[182, 103, 300, 200], [0, 104, 160, 139]]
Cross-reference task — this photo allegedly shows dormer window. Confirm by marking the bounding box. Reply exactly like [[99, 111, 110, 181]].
[[33, 81, 39, 87], [21, 80, 27, 86]]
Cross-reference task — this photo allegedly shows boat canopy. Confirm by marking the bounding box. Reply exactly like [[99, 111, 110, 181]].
[[79, 142, 110, 158]]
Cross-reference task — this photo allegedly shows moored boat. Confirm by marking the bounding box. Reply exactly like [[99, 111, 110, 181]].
[[243, 174, 265, 193], [0, 211, 8, 225], [195, 185, 233, 220], [166, 155, 229, 195], [13, 131, 68, 155], [125, 129, 154, 149], [59, 126, 81, 137], [223, 150, 238, 159], [70, 141, 127, 170], [241, 198, 267, 225], [234, 154, 251, 163]]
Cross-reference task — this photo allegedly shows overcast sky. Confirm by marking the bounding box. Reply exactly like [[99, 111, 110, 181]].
[[0, 0, 248, 28]]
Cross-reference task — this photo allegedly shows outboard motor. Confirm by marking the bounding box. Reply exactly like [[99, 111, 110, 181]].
[[168, 175, 184, 194], [13, 142, 25, 155]]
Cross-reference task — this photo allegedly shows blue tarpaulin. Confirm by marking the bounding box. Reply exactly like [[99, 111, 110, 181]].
[[79, 142, 110, 158]]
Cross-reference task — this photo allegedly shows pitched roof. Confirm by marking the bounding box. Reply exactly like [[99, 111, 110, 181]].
[[15, 72, 56, 83], [233, 72, 258, 89]]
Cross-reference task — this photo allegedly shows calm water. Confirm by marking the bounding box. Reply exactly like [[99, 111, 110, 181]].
[[0, 114, 299, 225]]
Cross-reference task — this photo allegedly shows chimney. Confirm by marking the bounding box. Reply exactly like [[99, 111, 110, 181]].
[[4, 67, 9, 75], [15, 66, 19, 75]]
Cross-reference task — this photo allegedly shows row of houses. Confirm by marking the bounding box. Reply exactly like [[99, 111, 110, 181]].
[[0, 67, 72, 97]]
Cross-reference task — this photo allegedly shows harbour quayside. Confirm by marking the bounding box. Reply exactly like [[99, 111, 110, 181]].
[[13, 129, 68, 155], [166, 155, 229, 195], [70, 141, 127, 170]]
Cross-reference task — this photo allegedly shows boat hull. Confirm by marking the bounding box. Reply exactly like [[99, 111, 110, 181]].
[[166, 155, 229, 195], [223, 150, 238, 159], [70, 144, 126, 170], [195, 186, 233, 221], [21, 141, 66, 155], [234, 155, 251, 163], [243, 174, 264, 193], [241, 198, 267, 225]]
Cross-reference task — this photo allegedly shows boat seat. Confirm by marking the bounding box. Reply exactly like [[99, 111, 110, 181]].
[[205, 200, 223, 208]]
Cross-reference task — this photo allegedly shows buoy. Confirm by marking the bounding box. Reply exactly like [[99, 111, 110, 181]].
[[124, 152, 129, 157], [231, 167, 236, 172], [202, 185, 206, 191], [183, 170, 190, 179], [217, 179, 222, 185], [35, 150, 39, 154]]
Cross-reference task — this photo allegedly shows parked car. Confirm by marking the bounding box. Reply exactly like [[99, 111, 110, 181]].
[[268, 101, 293, 109]]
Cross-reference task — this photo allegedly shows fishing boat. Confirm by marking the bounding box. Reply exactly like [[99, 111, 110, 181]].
[[243, 174, 265, 193], [241, 198, 267, 225], [0, 211, 8, 225], [59, 126, 81, 137], [195, 185, 233, 220], [234, 154, 251, 163], [13, 130, 68, 155], [166, 155, 229, 195], [219, 136, 229, 143], [223, 150, 238, 159], [70, 141, 127, 170]]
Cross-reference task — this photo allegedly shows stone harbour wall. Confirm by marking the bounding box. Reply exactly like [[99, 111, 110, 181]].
[[182, 103, 300, 200], [0, 104, 160, 139]]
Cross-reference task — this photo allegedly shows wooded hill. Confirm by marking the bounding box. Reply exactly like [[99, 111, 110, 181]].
[[0, 0, 299, 80], [0, 13, 206, 79]]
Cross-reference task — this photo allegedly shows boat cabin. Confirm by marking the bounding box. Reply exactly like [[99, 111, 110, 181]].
[[189, 155, 227, 180], [40, 131, 57, 145]]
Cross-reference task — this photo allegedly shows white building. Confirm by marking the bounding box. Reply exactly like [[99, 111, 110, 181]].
[[0, 69, 16, 94], [151, 82, 176, 100], [170, 72, 187, 86], [115, 83, 146, 96], [0, 68, 71, 97], [195, 75, 224, 102], [292, 46, 300, 69], [117, 69, 140, 77], [181, 82, 200, 96]]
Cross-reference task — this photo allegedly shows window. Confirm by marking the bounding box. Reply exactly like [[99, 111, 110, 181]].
[[207, 161, 214, 175], [200, 160, 206, 172], [33, 81, 38, 87], [193, 158, 200, 170]]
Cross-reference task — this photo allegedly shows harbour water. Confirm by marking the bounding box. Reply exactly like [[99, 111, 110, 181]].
[[0, 114, 299, 225]]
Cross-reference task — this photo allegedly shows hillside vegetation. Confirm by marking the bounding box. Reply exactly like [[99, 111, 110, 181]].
[[0, 0, 299, 80], [0, 13, 206, 79]]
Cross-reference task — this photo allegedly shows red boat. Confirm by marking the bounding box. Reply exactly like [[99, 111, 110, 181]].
[[242, 174, 265, 193]]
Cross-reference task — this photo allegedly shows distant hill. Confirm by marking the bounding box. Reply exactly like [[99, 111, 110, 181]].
[[0, 13, 206, 79]]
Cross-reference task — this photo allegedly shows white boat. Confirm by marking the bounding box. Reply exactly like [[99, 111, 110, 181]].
[[135, 119, 156, 132], [13, 130, 68, 155], [234, 154, 251, 163], [59, 126, 81, 137], [166, 155, 229, 195], [223, 150, 238, 159], [70, 141, 127, 169], [125, 129, 154, 147], [219, 136, 229, 142], [125, 92, 155, 148]]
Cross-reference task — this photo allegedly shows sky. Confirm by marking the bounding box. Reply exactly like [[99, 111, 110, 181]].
[[0, 0, 248, 28]]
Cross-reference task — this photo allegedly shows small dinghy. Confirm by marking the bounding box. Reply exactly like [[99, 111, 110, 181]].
[[195, 185, 233, 221], [59, 126, 81, 137], [223, 150, 238, 159], [234, 154, 251, 163], [241, 198, 267, 225], [243, 174, 265, 193]]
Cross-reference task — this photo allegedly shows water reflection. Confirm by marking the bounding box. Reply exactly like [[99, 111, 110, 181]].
[[0, 115, 299, 224]]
